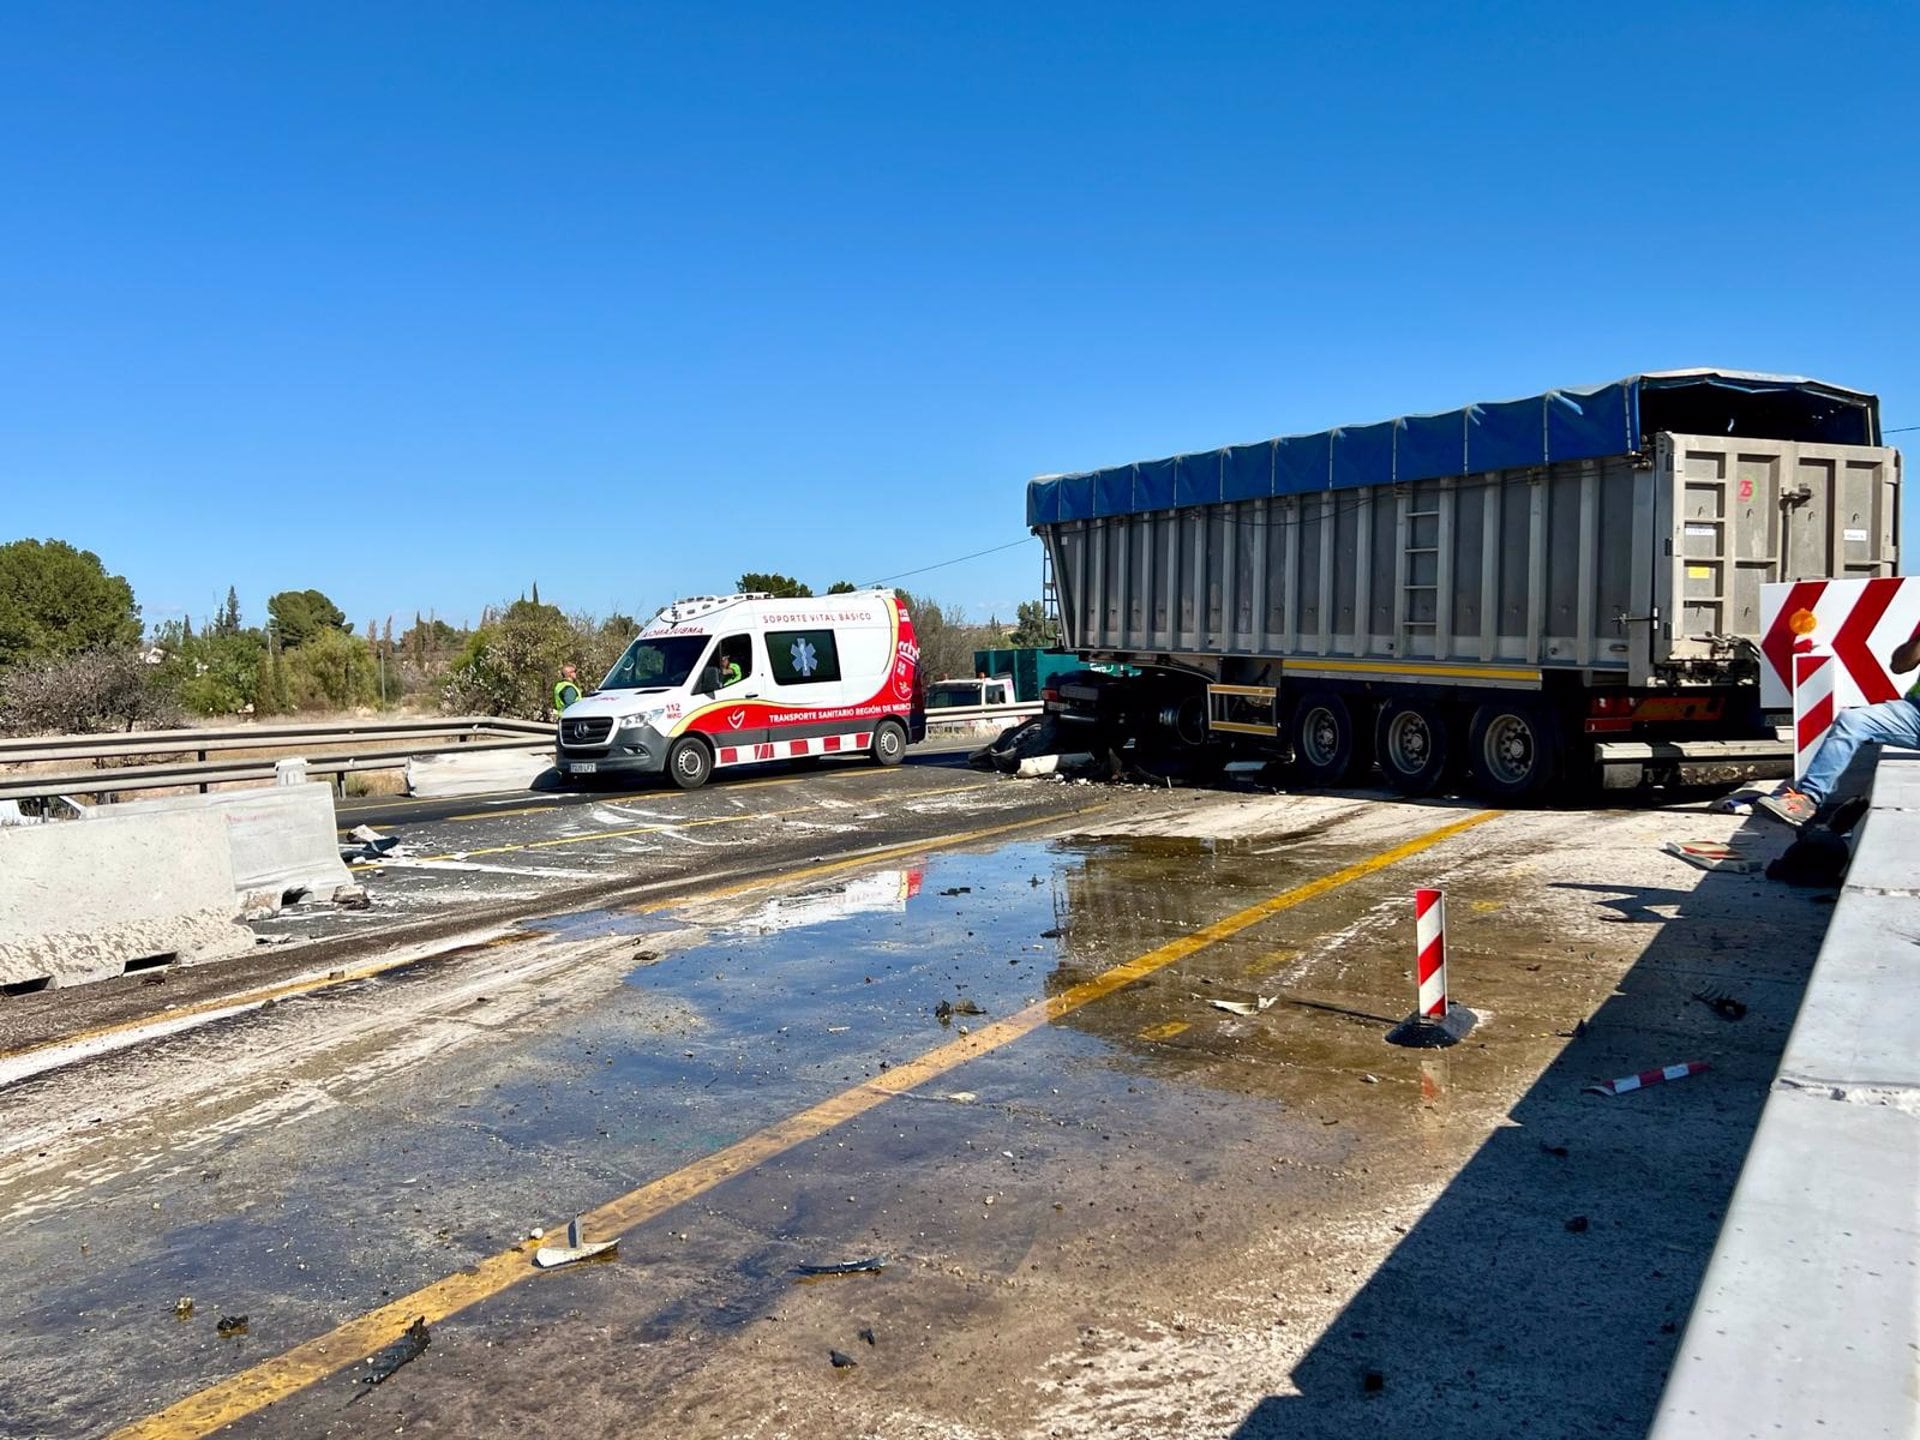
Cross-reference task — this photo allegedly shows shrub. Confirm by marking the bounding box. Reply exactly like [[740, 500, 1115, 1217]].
[[0, 649, 182, 736]]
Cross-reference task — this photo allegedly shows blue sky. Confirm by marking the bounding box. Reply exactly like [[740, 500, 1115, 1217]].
[[2, 2, 1915, 633]]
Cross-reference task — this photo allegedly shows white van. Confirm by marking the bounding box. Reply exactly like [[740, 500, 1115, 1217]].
[[554, 590, 925, 789]]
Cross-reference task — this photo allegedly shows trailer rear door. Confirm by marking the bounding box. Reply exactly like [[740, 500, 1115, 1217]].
[[1653, 433, 1900, 672]]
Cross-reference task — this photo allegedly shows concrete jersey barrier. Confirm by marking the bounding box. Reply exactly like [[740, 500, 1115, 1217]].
[[0, 808, 255, 990], [1649, 749, 1920, 1438], [105, 782, 355, 912]]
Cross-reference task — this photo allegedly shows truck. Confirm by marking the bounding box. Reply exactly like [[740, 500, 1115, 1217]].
[[972, 646, 1086, 704], [1025, 370, 1901, 801]]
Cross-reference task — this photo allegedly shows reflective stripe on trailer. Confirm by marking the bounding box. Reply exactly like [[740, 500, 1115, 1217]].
[[715, 732, 875, 767]]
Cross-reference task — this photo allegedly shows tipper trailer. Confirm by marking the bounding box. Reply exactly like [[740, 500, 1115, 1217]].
[[1025, 370, 1901, 801]]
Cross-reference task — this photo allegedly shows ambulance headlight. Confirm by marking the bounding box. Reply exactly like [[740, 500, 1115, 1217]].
[[625, 709, 667, 732]]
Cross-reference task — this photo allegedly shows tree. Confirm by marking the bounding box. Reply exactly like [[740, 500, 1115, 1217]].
[[826, 580, 858, 595], [441, 597, 576, 719], [1007, 599, 1056, 648], [266, 589, 350, 648], [214, 586, 242, 638], [895, 589, 981, 682], [737, 572, 813, 599], [0, 539, 141, 669]]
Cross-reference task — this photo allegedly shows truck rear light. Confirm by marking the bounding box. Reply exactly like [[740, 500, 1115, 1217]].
[[1041, 686, 1059, 704]]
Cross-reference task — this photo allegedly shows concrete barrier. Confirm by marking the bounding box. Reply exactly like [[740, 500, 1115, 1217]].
[[1648, 749, 1920, 1438], [106, 782, 354, 913], [0, 808, 254, 990], [407, 747, 555, 799]]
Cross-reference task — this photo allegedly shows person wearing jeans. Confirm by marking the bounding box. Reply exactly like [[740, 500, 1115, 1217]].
[[1759, 626, 1920, 826]]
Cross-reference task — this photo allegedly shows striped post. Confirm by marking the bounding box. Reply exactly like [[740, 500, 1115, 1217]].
[[1584, 1061, 1709, 1098], [1415, 888, 1447, 1019], [1793, 652, 1834, 783]]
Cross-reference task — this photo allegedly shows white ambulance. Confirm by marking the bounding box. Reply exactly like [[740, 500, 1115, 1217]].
[[554, 590, 925, 789]]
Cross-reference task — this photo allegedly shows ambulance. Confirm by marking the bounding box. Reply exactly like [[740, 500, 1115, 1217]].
[[554, 590, 925, 789]]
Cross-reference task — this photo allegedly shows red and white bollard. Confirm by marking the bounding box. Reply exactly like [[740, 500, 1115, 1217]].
[[1388, 887, 1474, 1048], [1415, 887, 1447, 1019]]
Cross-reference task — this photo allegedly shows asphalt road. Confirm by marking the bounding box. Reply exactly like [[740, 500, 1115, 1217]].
[[0, 780, 1834, 1440]]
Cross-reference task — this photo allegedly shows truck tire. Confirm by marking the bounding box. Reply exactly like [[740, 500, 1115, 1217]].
[[1291, 691, 1360, 786], [666, 736, 713, 791], [1466, 703, 1560, 803], [871, 718, 907, 767], [1376, 699, 1453, 796]]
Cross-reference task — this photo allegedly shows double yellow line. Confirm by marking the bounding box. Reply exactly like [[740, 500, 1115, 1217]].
[[110, 807, 1499, 1438]]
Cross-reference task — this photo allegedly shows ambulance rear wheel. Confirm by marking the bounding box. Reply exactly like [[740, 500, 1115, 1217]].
[[666, 737, 713, 791], [871, 719, 907, 767]]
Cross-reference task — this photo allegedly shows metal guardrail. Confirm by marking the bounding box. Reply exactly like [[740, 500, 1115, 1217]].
[[920, 702, 1042, 727], [0, 717, 554, 802], [0, 716, 549, 766]]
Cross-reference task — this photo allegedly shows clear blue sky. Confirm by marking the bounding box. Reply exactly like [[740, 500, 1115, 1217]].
[[3, 2, 1915, 633]]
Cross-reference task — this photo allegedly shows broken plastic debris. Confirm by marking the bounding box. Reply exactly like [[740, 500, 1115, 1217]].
[[215, 1315, 249, 1338], [1564, 1214, 1590, 1233], [938, 886, 972, 897], [332, 883, 371, 909], [1662, 839, 1757, 874], [829, 1349, 858, 1369], [340, 825, 401, 862], [794, 1254, 889, 1278], [858, 1327, 877, 1346], [933, 998, 985, 1024], [173, 1297, 193, 1319], [1208, 997, 1276, 1016], [533, 1216, 618, 1269], [946, 1091, 977, 1104]]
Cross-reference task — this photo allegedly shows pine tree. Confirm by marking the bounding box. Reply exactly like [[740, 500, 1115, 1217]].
[[217, 586, 241, 636], [531, 580, 541, 606]]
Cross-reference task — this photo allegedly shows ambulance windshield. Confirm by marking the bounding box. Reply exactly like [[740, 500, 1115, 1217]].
[[600, 635, 710, 692]]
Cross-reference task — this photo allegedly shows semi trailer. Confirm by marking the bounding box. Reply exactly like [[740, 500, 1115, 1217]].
[[1025, 370, 1901, 801]]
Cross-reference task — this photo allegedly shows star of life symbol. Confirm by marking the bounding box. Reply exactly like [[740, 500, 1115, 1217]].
[[790, 637, 818, 677]]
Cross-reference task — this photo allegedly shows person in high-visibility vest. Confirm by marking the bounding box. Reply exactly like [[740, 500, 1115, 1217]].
[[552, 664, 583, 715]]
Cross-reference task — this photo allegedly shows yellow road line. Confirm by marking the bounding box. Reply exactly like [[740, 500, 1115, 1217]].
[[1, 810, 1083, 1075], [108, 807, 1498, 1439], [442, 805, 559, 822]]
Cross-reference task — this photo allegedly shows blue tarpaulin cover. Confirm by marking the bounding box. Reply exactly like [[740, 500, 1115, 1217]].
[[1027, 370, 1881, 527]]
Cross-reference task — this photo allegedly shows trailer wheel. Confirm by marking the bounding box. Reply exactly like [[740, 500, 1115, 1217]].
[[871, 718, 907, 767], [666, 736, 713, 791], [1466, 703, 1560, 803], [1376, 699, 1452, 796], [1291, 691, 1360, 786]]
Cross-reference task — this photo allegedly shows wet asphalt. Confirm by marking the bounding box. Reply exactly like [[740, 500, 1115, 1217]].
[[0, 784, 1834, 1439]]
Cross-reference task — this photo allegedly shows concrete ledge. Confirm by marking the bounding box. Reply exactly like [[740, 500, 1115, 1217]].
[[0, 809, 254, 990], [1649, 750, 1920, 1438]]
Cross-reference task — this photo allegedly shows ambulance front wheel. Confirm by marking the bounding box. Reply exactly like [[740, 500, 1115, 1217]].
[[871, 719, 907, 767], [667, 737, 713, 790]]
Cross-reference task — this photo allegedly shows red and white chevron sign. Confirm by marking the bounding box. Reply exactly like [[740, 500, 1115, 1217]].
[[1759, 577, 1920, 709]]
